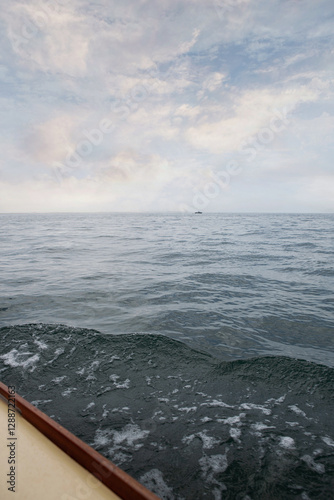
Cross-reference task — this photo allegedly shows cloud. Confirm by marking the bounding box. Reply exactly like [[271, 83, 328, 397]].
[[4, 1, 89, 76], [23, 113, 84, 164], [0, 0, 333, 212], [184, 85, 319, 155]]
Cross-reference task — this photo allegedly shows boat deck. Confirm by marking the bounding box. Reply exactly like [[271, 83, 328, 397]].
[[0, 396, 121, 499], [0, 383, 159, 500]]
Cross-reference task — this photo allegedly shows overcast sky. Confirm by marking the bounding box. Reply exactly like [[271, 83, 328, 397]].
[[0, 0, 333, 212]]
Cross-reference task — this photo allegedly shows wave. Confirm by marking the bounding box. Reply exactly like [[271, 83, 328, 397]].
[[1, 324, 334, 499]]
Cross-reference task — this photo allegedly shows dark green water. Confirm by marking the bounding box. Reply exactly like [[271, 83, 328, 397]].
[[1, 324, 333, 499], [0, 213, 334, 498]]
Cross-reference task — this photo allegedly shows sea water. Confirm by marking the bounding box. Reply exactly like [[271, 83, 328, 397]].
[[0, 213, 333, 499]]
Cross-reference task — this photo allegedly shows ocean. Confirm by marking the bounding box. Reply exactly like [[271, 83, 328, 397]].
[[0, 213, 333, 499]]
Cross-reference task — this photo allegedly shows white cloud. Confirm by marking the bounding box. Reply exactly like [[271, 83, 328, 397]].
[[23, 113, 86, 164], [0, 0, 333, 212], [184, 86, 319, 155], [4, 1, 90, 76]]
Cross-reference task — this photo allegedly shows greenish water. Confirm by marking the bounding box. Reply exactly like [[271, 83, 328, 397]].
[[0, 213, 333, 498]]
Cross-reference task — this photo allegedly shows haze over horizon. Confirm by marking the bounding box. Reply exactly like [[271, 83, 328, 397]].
[[0, 0, 333, 213]]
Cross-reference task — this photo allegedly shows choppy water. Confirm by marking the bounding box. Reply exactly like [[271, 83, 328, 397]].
[[0, 213, 334, 499]]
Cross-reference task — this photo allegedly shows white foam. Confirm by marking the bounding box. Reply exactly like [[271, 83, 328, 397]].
[[229, 427, 241, 442], [86, 360, 100, 381], [61, 387, 77, 397], [286, 421, 299, 427], [279, 436, 295, 450], [117, 380, 130, 389], [251, 423, 275, 432], [177, 406, 197, 413], [93, 424, 149, 455], [109, 374, 130, 389], [221, 414, 245, 426], [34, 339, 48, 350], [321, 436, 334, 447], [301, 455, 325, 474], [288, 405, 307, 418], [31, 399, 52, 407], [112, 424, 149, 449], [112, 452, 129, 465], [183, 431, 220, 449], [47, 348, 65, 365], [90, 361, 100, 369], [0, 349, 40, 372], [102, 405, 109, 418], [140, 469, 175, 500], [83, 402, 95, 411], [265, 395, 286, 405], [199, 454, 229, 478], [182, 434, 195, 445], [198, 431, 220, 449], [109, 355, 121, 362], [98, 386, 112, 395], [52, 376, 67, 384], [201, 399, 233, 409], [94, 429, 113, 447], [239, 403, 271, 415]]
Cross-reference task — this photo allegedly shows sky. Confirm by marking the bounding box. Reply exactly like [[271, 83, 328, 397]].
[[0, 0, 333, 213]]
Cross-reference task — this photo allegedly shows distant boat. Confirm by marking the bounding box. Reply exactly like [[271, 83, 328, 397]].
[[195, 211, 202, 214]]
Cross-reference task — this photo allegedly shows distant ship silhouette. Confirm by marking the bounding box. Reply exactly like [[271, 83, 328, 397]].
[[195, 211, 202, 214]]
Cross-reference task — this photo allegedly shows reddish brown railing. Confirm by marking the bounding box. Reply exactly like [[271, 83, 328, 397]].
[[0, 382, 160, 500]]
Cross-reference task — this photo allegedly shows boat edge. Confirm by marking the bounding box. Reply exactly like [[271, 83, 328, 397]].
[[0, 382, 160, 500]]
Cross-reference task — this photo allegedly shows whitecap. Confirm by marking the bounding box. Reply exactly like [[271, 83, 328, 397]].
[[33, 339, 48, 350], [201, 399, 233, 409], [279, 436, 295, 450], [239, 403, 271, 415], [109, 374, 130, 389], [229, 427, 241, 442], [140, 469, 175, 500], [288, 405, 307, 418], [0, 349, 40, 372], [321, 436, 334, 447], [31, 399, 52, 407], [199, 453, 229, 480], [61, 387, 77, 397], [177, 406, 197, 413], [301, 455, 325, 474], [183, 431, 220, 449], [51, 375, 67, 384], [112, 424, 150, 449], [83, 402, 95, 411]]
